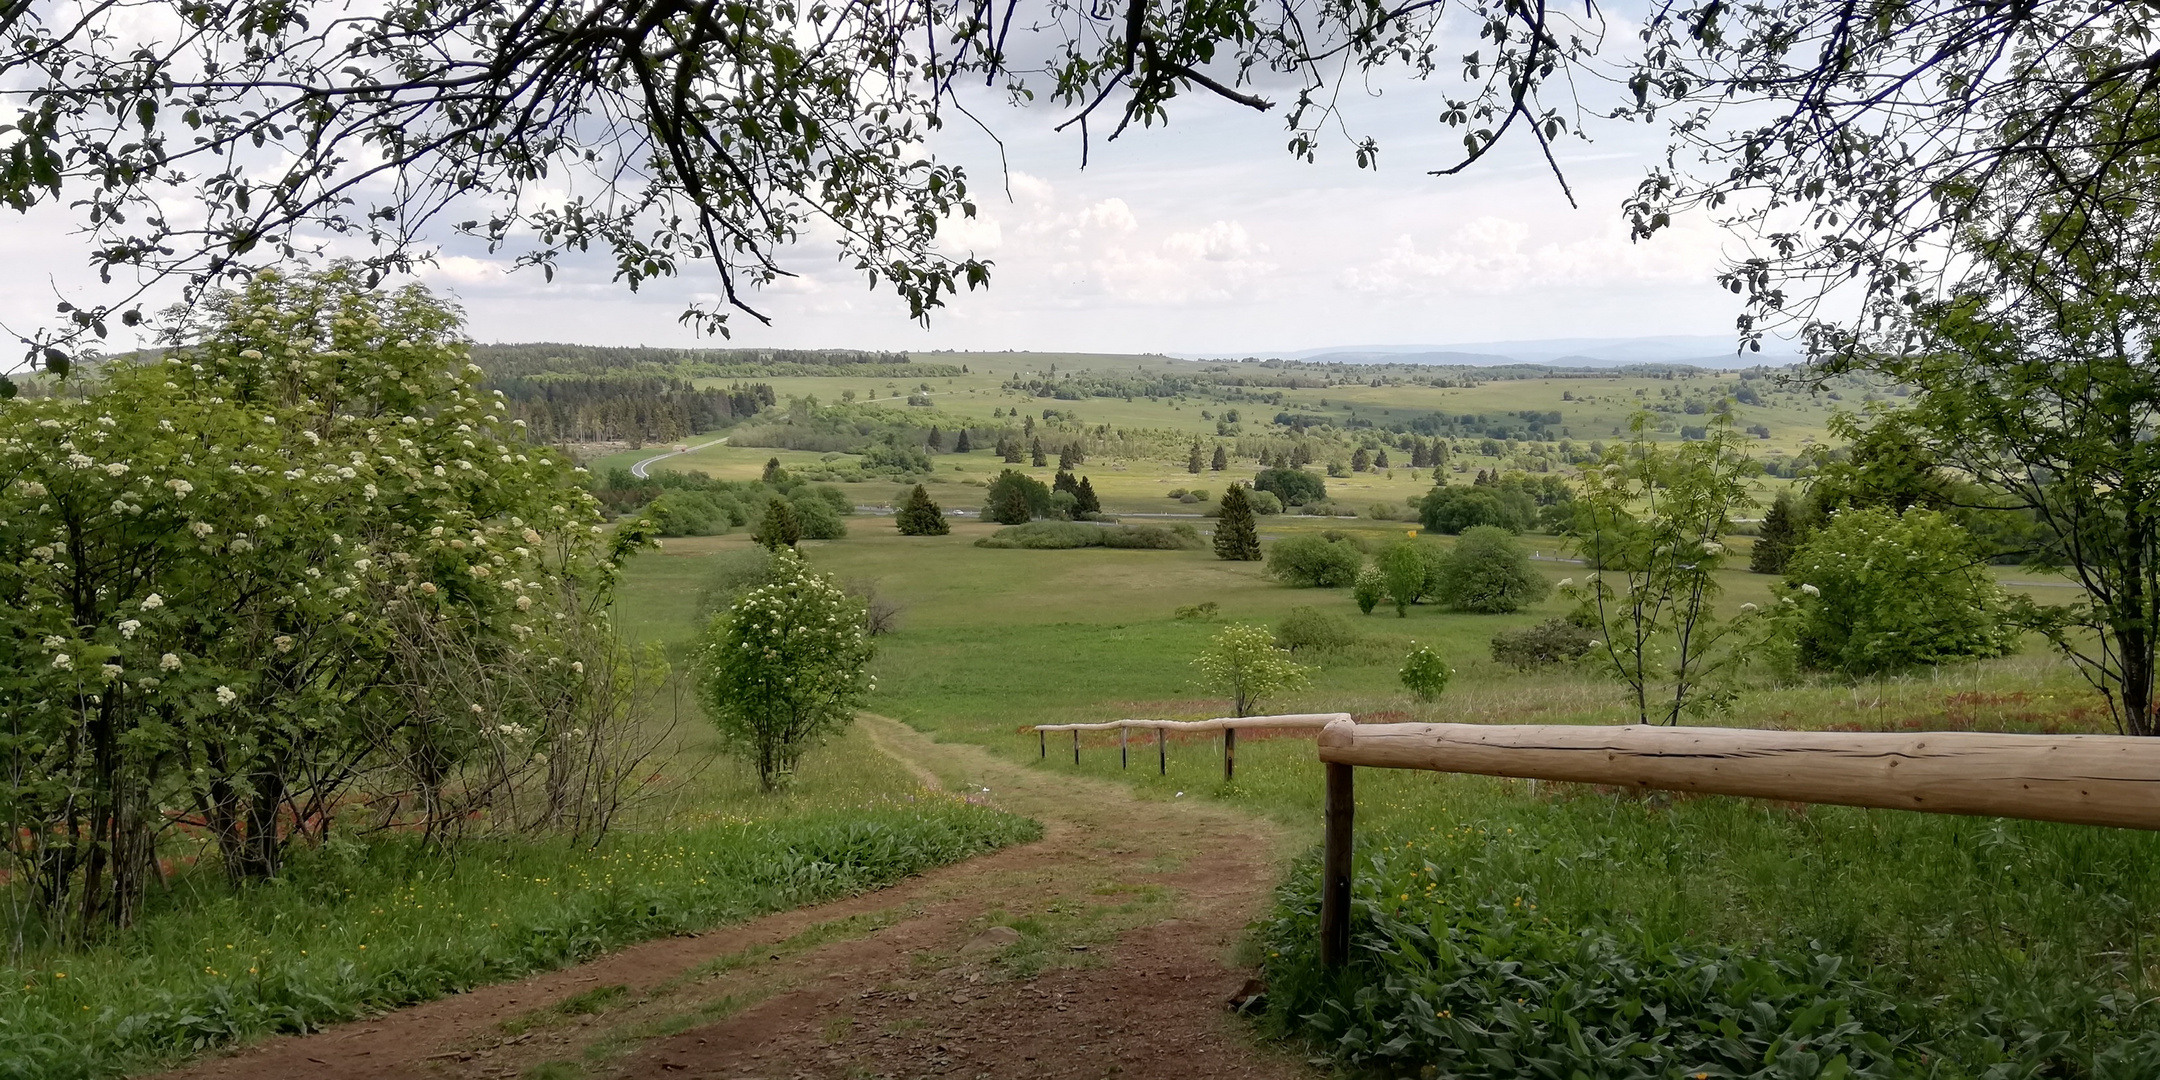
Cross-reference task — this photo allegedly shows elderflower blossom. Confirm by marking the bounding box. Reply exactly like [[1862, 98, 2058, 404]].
[[514, 595, 532, 611], [159, 653, 182, 671], [140, 594, 164, 610], [118, 620, 141, 639], [215, 686, 237, 706], [103, 463, 128, 477], [164, 479, 193, 496], [189, 522, 213, 538], [273, 635, 294, 653], [51, 654, 72, 671], [1800, 583, 1821, 596]]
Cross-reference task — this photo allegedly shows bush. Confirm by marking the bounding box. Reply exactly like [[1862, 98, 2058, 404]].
[[972, 522, 1200, 550], [1266, 534, 1365, 587], [1352, 566, 1385, 615], [649, 489, 733, 536], [1255, 466, 1327, 506], [1274, 606, 1361, 655], [1430, 526, 1550, 613], [694, 551, 872, 791], [1418, 484, 1536, 533], [1489, 618, 1596, 669], [1248, 490, 1284, 515], [1399, 644, 1452, 701], [1379, 542, 1430, 616], [1173, 601, 1221, 621], [789, 490, 848, 539], [694, 547, 782, 621], [1167, 488, 1188, 499], [1367, 502, 1407, 521], [1781, 506, 2020, 676], [982, 469, 1049, 524]]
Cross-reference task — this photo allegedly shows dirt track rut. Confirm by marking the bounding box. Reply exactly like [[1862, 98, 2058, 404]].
[[156, 717, 1317, 1080]]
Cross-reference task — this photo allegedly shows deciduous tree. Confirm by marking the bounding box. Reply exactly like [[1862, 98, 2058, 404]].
[[694, 551, 873, 791]]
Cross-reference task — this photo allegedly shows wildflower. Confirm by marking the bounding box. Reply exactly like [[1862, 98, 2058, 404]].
[[1702, 541, 1724, 554], [363, 484, 378, 500], [418, 582, 438, 596], [141, 593, 165, 610], [1801, 583, 1821, 596], [215, 686, 237, 706], [1587, 640, 1603, 649], [1557, 577, 1573, 587], [159, 653, 182, 671], [515, 595, 532, 611]]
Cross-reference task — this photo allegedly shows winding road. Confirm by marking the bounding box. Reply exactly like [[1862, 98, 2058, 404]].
[[628, 436, 728, 478]]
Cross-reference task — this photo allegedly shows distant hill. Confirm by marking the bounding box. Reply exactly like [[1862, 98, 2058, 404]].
[[1183, 335, 1804, 370]]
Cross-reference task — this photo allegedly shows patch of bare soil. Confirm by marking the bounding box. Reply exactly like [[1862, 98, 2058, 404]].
[[154, 717, 1315, 1080]]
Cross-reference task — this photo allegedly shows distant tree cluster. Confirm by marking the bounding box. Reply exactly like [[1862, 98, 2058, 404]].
[[489, 376, 773, 444]]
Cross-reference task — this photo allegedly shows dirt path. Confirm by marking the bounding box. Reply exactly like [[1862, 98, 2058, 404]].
[[158, 717, 1317, 1080]]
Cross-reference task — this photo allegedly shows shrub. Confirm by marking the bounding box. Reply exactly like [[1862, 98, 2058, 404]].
[[1173, 601, 1221, 621], [1248, 490, 1284, 515], [1352, 566, 1385, 615], [788, 490, 848, 539], [1430, 526, 1549, 613], [1399, 644, 1452, 701], [1367, 502, 1406, 521], [982, 469, 1049, 524], [649, 489, 732, 536], [1781, 506, 2020, 676], [754, 495, 803, 549], [1265, 534, 1365, 588], [1275, 606, 1361, 655], [694, 547, 782, 621], [1489, 618, 1596, 670], [1194, 623, 1310, 717], [1255, 466, 1327, 506], [1379, 542, 1431, 616], [1167, 488, 1189, 499], [693, 551, 872, 791], [972, 522, 1200, 550], [1418, 484, 1537, 534]]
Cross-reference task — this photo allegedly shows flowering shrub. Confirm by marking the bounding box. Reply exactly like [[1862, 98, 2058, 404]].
[[1194, 623, 1310, 717], [693, 550, 874, 791], [1777, 506, 2022, 676], [0, 265, 649, 938]]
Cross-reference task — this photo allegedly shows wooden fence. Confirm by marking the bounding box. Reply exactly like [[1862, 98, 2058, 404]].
[[1034, 713, 1348, 781], [1312, 719, 2160, 968]]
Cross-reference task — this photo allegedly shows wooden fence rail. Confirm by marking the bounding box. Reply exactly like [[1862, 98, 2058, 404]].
[[1034, 713, 1347, 781], [1313, 719, 2160, 968]]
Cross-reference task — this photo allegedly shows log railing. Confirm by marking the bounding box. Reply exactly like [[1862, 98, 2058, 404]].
[[1034, 713, 1348, 781], [1313, 719, 2160, 968]]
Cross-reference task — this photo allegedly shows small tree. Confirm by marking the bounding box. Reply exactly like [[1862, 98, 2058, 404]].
[[695, 551, 873, 791], [1211, 444, 1229, 471], [895, 484, 950, 535], [1075, 477, 1102, 516], [982, 469, 1047, 524], [1188, 440, 1205, 473], [1431, 527, 1549, 613], [1195, 623, 1310, 717], [754, 496, 803, 550], [926, 425, 944, 451], [1214, 483, 1263, 561], [1380, 541, 1429, 616], [1059, 444, 1081, 470], [954, 429, 973, 453], [762, 456, 786, 483], [1749, 488, 1810, 574], [1353, 566, 1386, 615], [1031, 437, 1047, 467], [1780, 507, 2019, 676], [1400, 644, 1452, 702]]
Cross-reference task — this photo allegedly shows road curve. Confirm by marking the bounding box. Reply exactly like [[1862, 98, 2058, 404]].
[[628, 436, 728, 479]]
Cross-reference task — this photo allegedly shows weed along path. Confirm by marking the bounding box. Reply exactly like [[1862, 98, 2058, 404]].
[[156, 717, 1315, 1080]]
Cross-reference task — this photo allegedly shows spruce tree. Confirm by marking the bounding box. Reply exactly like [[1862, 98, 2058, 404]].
[[1076, 477, 1101, 515], [754, 496, 802, 550], [1375, 449, 1390, 470], [1411, 438, 1430, 468], [1352, 447, 1372, 471], [761, 456, 785, 483], [1211, 444, 1228, 471], [1213, 483, 1262, 561], [1053, 469, 1079, 497], [895, 484, 950, 535], [1187, 440, 1204, 473], [1750, 488, 1809, 574], [954, 429, 972, 453], [1030, 437, 1047, 467], [926, 425, 943, 451], [1058, 444, 1080, 470]]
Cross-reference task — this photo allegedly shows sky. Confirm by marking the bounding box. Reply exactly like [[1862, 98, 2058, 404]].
[[0, 45, 1765, 358]]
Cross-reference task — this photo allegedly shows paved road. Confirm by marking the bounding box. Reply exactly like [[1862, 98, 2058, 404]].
[[628, 437, 728, 478]]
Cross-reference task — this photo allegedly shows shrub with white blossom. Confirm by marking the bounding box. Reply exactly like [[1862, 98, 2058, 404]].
[[1778, 506, 2021, 676], [0, 264, 654, 939], [693, 549, 874, 791]]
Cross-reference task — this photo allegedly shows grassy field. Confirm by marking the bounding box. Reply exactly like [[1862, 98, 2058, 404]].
[[621, 504, 2159, 1076]]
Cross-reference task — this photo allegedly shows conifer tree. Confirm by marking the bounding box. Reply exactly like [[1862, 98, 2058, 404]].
[[926, 425, 943, 451], [762, 456, 785, 483], [954, 429, 972, 453], [1031, 437, 1047, 467], [895, 484, 950, 536], [1187, 440, 1204, 473], [1001, 435, 1024, 464], [1375, 449, 1390, 470], [1053, 469, 1080, 497], [1352, 447, 1372, 471], [1058, 443, 1080, 470], [1411, 438, 1431, 468], [754, 496, 802, 550], [1213, 483, 1262, 561], [1076, 477, 1102, 515], [1750, 488, 1810, 575], [1211, 444, 1229, 471]]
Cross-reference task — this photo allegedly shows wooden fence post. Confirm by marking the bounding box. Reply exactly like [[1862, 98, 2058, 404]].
[[1039, 729, 1045, 759], [1072, 729, 1081, 765], [1320, 762, 1354, 968], [1121, 725, 1129, 769], [1157, 727, 1167, 775], [1223, 727, 1237, 782]]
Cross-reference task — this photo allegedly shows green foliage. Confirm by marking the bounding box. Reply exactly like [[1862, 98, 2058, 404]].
[[754, 496, 803, 549], [1352, 565, 1385, 615], [895, 484, 950, 535], [1780, 507, 2020, 676], [1213, 484, 1262, 561], [1749, 487, 1812, 574], [1192, 623, 1309, 717], [648, 488, 737, 536], [693, 547, 781, 621], [973, 522, 1201, 550], [1489, 618, 1596, 670], [788, 488, 849, 540], [1398, 644, 1452, 700], [1254, 467, 1327, 506], [0, 265, 634, 937], [982, 469, 1049, 524], [693, 551, 873, 791], [1172, 601, 1221, 621], [1247, 489, 1284, 515], [1567, 414, 1757, 723], [1429, 527, 1549, 614], [1418, 484, 1531, 534], [1265, 534, 1364, 588], [1379, 542, 1429, 616], [1273, 606, 1360, 655]]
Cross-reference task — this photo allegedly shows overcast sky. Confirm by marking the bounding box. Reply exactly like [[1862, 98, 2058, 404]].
[[2, 60, 1762, 357]]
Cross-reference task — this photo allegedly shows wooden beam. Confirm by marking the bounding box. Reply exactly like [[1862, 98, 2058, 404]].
[[1320, 762, 1353, 968], [1035, 713, 1347, 734], [1318, 721, 2160, 831], [1224, 727, 1236, 782]]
